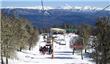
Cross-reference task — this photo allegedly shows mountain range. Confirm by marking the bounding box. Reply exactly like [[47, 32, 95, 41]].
[[1, 6, 110, 29]]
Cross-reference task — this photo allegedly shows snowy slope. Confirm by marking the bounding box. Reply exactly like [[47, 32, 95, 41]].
[[6, 33, 95, 64]]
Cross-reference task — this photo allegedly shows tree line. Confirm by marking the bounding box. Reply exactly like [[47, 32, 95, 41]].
[[77, 17, 110, 64], [1, 13, 39, 64]]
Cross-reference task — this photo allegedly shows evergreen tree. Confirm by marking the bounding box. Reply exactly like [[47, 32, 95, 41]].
[[93, 17, 110, 64]]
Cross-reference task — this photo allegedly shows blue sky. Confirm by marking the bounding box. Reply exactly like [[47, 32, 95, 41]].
[[1, 0, 110, 8], [2, 0, 110, 1]]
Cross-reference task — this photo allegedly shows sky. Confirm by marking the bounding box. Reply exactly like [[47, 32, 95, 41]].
[[1, 0, 110, 1], [1, 0, 110, 8]]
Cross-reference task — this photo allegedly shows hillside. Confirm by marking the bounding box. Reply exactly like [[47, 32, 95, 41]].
[[2, 8, 110, 29]]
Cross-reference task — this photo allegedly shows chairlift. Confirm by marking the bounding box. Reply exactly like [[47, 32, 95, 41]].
[[69, 36, 84, 59], [70, 36, 83, 49]]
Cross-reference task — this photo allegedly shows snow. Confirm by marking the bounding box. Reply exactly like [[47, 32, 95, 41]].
[[1, 6, 110, 11], [4, 33, 95, 64], [1, 6, 54, 10]]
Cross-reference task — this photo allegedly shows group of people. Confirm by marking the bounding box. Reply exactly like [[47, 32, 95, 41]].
[[39, 34, 53, 55], [39, 44, 53, 55]]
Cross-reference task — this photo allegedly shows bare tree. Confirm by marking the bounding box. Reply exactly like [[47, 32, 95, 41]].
[[78, 24, 92, 53], [1, 13, 39, 64]]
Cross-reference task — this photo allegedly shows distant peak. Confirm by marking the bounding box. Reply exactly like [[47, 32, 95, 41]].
[[1, 6, 110, 11]]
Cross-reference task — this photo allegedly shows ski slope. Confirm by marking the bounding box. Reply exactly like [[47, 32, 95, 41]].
[[7, 33, 95, 64]]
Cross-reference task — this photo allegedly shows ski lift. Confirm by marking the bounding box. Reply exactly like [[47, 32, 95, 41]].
[[70, 36, 84, 60], [70, 36, 83, 49]]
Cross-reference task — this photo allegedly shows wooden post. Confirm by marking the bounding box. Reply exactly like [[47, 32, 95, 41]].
[[81, 37, 83, 60], [81, 48, 83, 60], [52, 37, 54, 59], [64, 34, 66, 45]]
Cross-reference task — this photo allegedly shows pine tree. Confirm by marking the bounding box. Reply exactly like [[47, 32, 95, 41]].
[[93, 17, 110, 64]]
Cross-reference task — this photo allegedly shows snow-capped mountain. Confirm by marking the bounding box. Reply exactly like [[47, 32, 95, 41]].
[[1, 5, 110, 11], [2, 6, 110, 29], [61, 4, 110, 11], [1, 6, 54, 10]]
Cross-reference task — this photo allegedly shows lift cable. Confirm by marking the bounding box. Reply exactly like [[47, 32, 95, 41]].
[[94, 4, 110, 15]]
